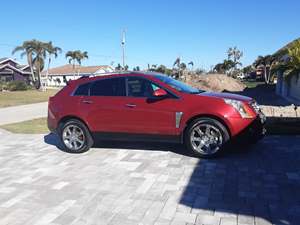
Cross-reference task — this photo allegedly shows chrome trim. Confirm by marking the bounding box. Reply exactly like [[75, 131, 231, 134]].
[[125, 103, 136, 108], [175, 112, 183, 128]]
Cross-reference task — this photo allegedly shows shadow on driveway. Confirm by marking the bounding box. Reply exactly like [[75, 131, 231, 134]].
[[179, 136, 300, 225], [43, 132, 191, 156]]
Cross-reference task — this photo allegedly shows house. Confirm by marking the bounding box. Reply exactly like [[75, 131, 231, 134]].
[[255, 65, 264, 80], [0, 58, 32, 82], [275, 38, 300, 104], [42, 64, 115, 86]]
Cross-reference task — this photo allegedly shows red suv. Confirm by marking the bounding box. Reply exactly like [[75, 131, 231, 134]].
[[48, 72, 266, 158]]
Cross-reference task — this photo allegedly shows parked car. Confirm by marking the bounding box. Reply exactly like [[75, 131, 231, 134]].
[[48, 72, 266, 158]]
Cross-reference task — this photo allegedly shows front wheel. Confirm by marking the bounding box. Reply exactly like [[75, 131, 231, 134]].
[[59, 119, 94, 153], [184, 118, 230, 158]]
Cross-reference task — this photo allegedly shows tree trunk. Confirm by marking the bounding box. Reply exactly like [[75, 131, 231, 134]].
[[266, 65, 273, 84], [264, 66, 268, 84], [77, 65, 80, 78], [27, 53, 36, 83], [35, 60, 42, 90], [46, 57, 51, 89], [73, 61, 76, 80]]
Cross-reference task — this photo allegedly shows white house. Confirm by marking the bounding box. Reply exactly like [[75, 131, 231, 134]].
[[42, 64, 115, 86]]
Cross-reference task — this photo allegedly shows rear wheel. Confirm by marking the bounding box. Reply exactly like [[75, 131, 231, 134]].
[[59, 119, 93, 153], [184, 117, 230, 158]]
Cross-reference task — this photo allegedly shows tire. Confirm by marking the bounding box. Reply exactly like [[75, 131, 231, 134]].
[[184, 117, 230, 158], [58, 119, 94, 153]]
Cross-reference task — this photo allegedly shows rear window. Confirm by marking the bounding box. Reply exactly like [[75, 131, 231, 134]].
[[90, 77, 126, 96], [73, 82, 90, 96]]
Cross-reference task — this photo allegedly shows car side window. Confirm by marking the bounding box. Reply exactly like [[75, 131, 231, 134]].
[[74, 82, 90, 96], [127, 77, 160, 98], [90, 77, 126, 96]]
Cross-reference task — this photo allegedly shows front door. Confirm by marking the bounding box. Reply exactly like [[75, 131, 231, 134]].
[[122, 77, 180, 135]]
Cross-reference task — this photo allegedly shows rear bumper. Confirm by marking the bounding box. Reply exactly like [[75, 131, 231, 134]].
[[47, 109, 58, 134], [47, 117, 56, 133]]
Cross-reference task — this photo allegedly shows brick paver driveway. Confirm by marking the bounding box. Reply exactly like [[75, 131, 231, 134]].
[[0, 129, 299, 225]]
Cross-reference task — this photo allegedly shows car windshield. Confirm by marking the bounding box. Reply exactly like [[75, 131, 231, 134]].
[[153, 74, 205, 94]]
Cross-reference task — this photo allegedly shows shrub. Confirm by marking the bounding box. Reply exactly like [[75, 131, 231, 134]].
[[0, 82, 7, 91], [6, 80, 28, 91]]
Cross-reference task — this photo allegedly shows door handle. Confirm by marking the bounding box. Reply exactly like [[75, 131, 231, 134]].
[[125, 103, 136, 108], [82, 100, 93, 104]]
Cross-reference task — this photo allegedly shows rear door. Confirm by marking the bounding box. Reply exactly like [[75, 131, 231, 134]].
[[80, 77, 128, 132]]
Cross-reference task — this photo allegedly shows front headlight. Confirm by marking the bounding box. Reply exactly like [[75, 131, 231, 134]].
[[224, 99, 254, 118]]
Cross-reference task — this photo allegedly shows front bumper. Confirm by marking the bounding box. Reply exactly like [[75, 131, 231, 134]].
[[235, 113, 266, 142]]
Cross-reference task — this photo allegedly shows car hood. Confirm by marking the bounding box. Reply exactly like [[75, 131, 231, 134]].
[[198, 91, 252, 102]]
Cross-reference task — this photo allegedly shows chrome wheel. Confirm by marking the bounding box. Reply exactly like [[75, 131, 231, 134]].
[[62, 125, 85, 151], [190, 123, 223, 155]]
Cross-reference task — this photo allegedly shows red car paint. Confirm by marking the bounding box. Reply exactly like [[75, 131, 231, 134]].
[[48, 73, 263, 141]]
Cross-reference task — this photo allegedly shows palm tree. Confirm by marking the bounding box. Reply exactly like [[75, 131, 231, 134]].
[[45, 42, 62, 87], [286, 41, 300, 75], [31, 41, 48, 89], [12, 41, 36, 83], [214, 59, 235, 74], [253, 55, 277, 84], [188, 61, 194, 70], [13, 39, 48, 89], [173, 57, 180, 68], [273, 39, 300, 81], [65, 50, 88, 78], [179, 62, 187, 70], [115, 63, 122, 71]]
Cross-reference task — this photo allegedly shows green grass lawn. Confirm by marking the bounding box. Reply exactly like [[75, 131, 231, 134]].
[[0, 118, 49, 134], [0, 89, 58, 108], [242, 80, 265, 89]]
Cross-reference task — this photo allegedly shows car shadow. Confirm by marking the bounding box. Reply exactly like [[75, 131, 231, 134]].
[[43, 132, 255, 157], [43, 132, 192, 156]]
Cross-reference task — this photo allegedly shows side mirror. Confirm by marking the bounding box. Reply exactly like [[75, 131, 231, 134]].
[[153, 88, 167, 98]]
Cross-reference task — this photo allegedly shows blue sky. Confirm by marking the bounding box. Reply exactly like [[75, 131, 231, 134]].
[[0, 0, 299, 70]]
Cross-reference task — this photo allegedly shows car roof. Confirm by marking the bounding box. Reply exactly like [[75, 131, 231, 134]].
[[76, 71, 167, 82], [68, 71, 181, 97]]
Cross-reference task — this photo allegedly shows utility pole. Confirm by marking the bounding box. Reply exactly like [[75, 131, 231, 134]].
[[121, 29, 126, 69]]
